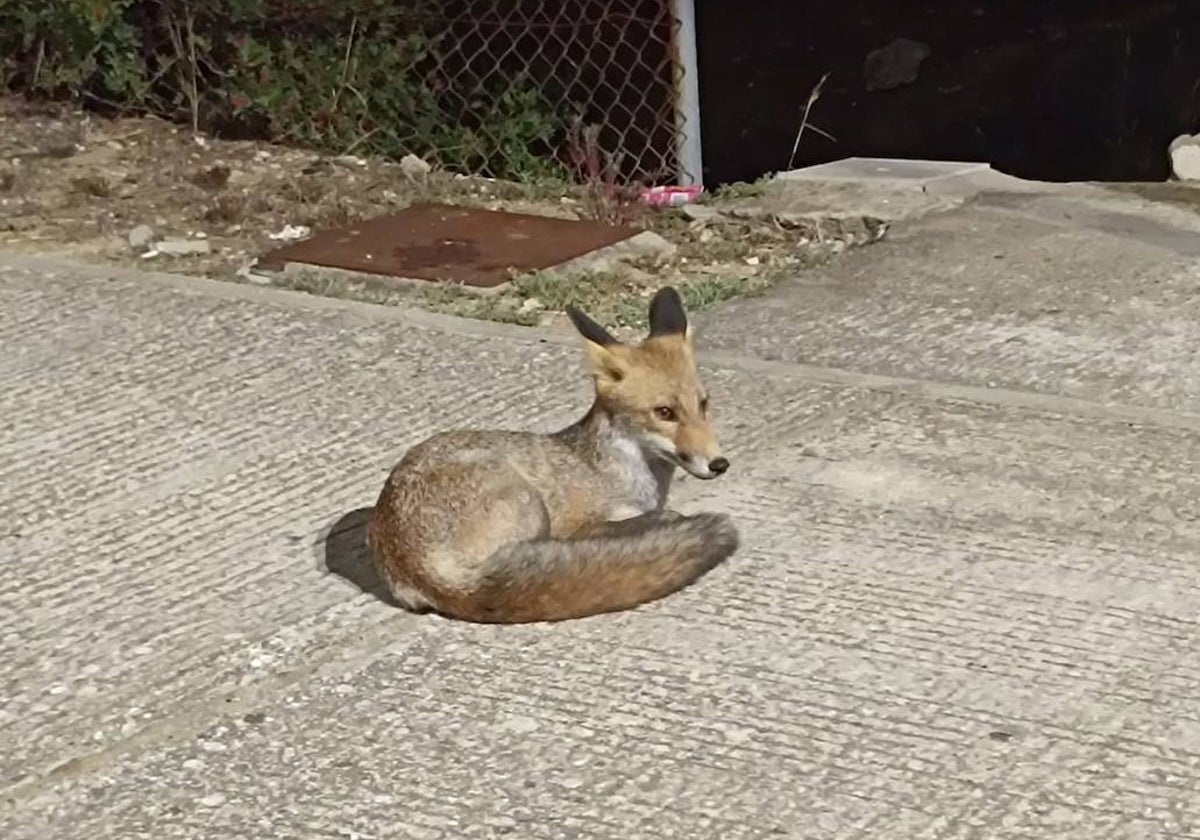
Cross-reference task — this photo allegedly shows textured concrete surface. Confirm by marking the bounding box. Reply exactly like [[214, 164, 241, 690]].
[[698, 186, 1200, 414], [3, 180, 1200, 840]]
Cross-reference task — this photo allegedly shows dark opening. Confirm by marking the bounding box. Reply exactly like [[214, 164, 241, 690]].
[[695, 0, 1200, 186]]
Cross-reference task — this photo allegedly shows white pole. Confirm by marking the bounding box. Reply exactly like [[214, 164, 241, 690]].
[[670, 0, 703, 186]]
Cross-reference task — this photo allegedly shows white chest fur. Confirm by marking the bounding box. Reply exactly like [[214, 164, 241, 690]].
[[605, 433, 672, 519]]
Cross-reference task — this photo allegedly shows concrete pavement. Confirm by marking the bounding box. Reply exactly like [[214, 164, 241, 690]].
[[3, 179, 1200, 838], [699, 185, 1200, 413]]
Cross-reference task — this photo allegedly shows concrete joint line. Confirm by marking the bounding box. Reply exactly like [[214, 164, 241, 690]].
[[10, 255, 1200, 438]]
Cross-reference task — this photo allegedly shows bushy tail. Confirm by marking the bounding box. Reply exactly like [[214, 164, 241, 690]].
[[440, 513, 739, 624]]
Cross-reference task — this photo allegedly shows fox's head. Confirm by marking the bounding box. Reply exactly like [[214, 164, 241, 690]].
[[566, 287, 729, 480]]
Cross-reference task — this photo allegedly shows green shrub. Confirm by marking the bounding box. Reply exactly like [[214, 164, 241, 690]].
[[0, 0, 568, 182], [0, 0, 147, 102]]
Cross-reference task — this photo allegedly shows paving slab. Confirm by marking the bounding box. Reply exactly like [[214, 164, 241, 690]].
[[727, 158, 1086, 236], [697, 185, 1200, 414], [777, 156, 993, 185], [774, 157, 1065, 202], [2, 253, 1200, 838]]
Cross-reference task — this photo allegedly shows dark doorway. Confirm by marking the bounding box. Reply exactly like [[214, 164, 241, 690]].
[[695, 1, 1200, 186]]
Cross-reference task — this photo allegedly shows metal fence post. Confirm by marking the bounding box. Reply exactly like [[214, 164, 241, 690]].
[[670, 0, 704, 187]]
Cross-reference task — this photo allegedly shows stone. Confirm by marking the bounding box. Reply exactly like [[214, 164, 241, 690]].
[[399, 154, 432, 178], [156, 238, 211, 256], [1168, 134, 1200, 181], [620, 230, 677, 262], [267, 224, 311, 242], [127, 225, 156, 252], [680, 203, 726, 224], [556, 229, 678, 275], [863, 38, 931, 91]]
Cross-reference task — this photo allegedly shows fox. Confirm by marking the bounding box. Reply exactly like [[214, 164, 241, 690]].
[[365, 286, 738, 624]]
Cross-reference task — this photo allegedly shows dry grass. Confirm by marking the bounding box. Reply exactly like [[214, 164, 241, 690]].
[[0, 95, 865, 327], [787, 72, 835, 170], [415, 262, 803, 329]]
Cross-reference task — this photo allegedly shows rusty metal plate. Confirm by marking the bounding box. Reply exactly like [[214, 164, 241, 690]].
[[256, 202, 639, 288]]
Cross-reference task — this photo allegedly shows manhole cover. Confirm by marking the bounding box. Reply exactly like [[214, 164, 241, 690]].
[[256, 202, 639, 288]]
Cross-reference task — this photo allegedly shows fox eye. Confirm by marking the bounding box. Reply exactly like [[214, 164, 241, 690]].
[[654, 406, 677, 422], [700, 397, 709, 414]]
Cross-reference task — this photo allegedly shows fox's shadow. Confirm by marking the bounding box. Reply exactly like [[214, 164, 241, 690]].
[[317, 506, 394, 605]]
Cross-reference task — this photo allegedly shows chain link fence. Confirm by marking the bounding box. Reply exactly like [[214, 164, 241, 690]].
[[2, 0, 700, 187], [420, 0, 694, 185], [345, 0, 696, 186]]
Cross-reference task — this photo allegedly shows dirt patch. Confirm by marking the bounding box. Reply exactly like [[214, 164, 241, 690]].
[[0, 96, 876, 328]]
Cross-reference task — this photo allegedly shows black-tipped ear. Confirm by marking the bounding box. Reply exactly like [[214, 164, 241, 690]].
[[648, 286, 688, 337], [566, 305, 619, 346]]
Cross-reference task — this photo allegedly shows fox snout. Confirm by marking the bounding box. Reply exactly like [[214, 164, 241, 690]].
[[670, 415, 728, 480], [678, 449, 730, 480], [676, 429, 729, 475]]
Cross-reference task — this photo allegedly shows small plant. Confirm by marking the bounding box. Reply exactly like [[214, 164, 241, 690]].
[[787, 71, 836, 170], [421, 283, 542, 326], [455, 78, 569, 181], [566, 115, 647, 226], [708, 178, 771, 202], [0, 0, 148, 102]]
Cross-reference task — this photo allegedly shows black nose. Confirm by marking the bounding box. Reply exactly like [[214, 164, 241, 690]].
[[708, 457, 729, 475]]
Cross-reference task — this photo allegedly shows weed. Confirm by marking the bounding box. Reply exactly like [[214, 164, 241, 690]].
[[708, 178, 772, 202], [262, 267, 409, 308], [566, 115, 647, 227], [787, 71, 837, 169], [421, 284, 540, 326], [513, 267, 630, 312], [0, 1, 147, 103], [420, 262, 793, 332]]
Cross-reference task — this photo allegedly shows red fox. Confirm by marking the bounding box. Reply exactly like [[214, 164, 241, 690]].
[[366, 286, 738, 623]]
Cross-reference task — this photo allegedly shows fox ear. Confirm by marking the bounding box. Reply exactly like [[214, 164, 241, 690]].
[[566, 305, 626, 385], [566, 305, 619, 347], [648, 286, 689, 340]]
